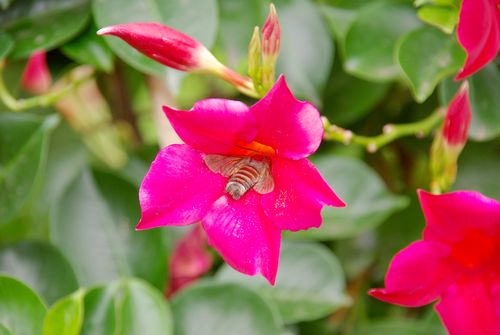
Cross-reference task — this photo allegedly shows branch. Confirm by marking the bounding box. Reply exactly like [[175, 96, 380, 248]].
[[322, 108, 445, 152], [0, 63, 94, 112]]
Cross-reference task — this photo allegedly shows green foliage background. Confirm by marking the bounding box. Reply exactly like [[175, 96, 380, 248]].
[[0, 0, 499, 334]]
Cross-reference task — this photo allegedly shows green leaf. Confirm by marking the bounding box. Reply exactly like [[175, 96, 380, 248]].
[[92, 170, 167, 290], [116, 280, 173, 335], [50, 169, 128, 285], [0, 34, 14, 60], [0, 275, 47, 335], [0, 114, 59, 224], [92, 0, 218, 75], [276, 0, 334, 105], [0, 0, 90, 58], [322, 61, 390, 126], [344, 2, 421, 81], [397, 26, 465, 102], [216, 242, 351, 323], [61, 22, 114, 72], [0, 241, 78, 305], [217, 0, 264, 68], [417, 6, 458, 34], [43, 290, 85, 335], [440, 65, 500, 141], [51, 168, 167, 288], [172, 282, 283, 335], [0, 324, 14, 335], [81, 279, 173, 335], [292, 157, 409, 239], [320, 1, 366, 57]]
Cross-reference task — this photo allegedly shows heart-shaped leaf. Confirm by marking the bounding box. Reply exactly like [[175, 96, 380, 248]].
[[397, 26, 465, 102], [0, 275, 47, 335], [344, 2, 421, 81], [0, 113, 58, 224], [216, 242, 351, 323], [292, 156, 409, 239], [0, 0, 90, 58], [0, 241, 78, 305], [172, 282, 283, 335]]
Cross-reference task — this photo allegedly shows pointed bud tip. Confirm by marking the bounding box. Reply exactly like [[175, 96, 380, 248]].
[[269, 3, 277, 17], [96, 26, 114, 36]]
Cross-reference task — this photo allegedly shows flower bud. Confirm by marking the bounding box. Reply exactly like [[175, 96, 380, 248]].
[[21, 51, 52, 95], [261, 4, 281, 92], [98, 22, 257, 97], [97, 22, 220, 72], [430, 82, 471, 193], [248, 26, 262, 85], [262, 4, 280, 63], [442, 81, 471, 148]]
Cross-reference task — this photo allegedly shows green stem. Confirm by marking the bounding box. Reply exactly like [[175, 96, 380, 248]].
[[323, 108, 445, 152], [0, 64, 94, 112]]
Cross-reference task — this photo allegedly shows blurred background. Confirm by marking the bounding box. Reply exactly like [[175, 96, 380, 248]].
[[0, 0, 499, 334]]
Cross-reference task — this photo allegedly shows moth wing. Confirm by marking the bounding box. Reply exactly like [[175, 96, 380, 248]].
[[204, 155, 247, 177], [254, 164, 274, 194]]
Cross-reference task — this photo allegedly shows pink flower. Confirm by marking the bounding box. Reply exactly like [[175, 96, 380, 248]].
[[137, 75, 345, 284], [442, 82, 471, 147], [455, 0, 500, 80], [369, 190, 500, 335], [21, 51, 52, 95], [166, 225, 213, 297]]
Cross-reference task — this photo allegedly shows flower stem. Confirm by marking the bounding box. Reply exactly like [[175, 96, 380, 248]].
[[0, 62, 94, 112], [323, 108, 445, 152]]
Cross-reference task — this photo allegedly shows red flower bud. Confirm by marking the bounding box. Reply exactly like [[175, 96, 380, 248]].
[[97, 22, 221, 72], [261, 4, 281, 59], [442, 81, 471, 147], [21, 51, 52, 95]]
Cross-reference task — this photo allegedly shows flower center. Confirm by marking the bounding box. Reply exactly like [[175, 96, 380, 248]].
[[451, 230, 496, 268], [230, 140, 276, 157]]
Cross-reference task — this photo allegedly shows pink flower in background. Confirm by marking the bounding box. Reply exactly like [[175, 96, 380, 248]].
[[370, 190, 500, 335], [21, 51, 52, 95], [455, 0, 500, 80], [137, 75, 345, 284], [167, 225, 213, 297]]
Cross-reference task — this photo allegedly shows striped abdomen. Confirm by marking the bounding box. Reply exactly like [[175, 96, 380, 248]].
[[204, 154, 274, 200], [225, 163, 261, 200]]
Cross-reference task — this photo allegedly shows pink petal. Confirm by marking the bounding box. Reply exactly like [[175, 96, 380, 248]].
[[262, 157, 345, 231], [418, 190, 500, 243], [201, 192, 281, 284], [163, 99, 257, 155], [21, 51, 52, 95], [455, 0, 500, 80], [251, 75, 324, 160], [97, 22, 212, 72], [137, 144, 225, 230], [369, 240, 452, 307], [436, 279, 499, 335], [167, 225, 213, 297]]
